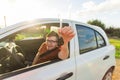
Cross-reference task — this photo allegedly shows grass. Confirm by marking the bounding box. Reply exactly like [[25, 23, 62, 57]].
[[109, 38, 120, 58]]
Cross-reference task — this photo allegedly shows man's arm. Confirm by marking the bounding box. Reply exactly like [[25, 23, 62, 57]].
[[58, 26, 75, 59], [32, 42, 47, 65], [32, 52, 41, 65]]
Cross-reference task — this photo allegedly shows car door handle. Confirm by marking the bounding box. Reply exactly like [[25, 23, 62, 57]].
[[56, 72, 73, 80], [103, 55, 110, 60]]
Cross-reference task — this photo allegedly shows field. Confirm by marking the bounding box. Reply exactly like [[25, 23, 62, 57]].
[[109, 38, 120, 58], [109, 38, 120, 80]]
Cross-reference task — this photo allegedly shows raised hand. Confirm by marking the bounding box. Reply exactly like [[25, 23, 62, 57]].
[[58, 26, 75, 43]]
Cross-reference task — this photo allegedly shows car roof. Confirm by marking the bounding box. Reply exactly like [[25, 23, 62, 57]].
[[0, 18, 102, 34], [0, 18, 70, 35]]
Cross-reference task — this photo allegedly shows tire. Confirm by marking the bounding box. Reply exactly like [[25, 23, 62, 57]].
[[102, 69, 113, 80]]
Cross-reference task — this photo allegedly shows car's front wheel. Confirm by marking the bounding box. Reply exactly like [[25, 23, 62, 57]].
[[102, 69, 113, 80]]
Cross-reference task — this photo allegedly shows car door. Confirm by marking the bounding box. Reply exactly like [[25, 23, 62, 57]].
[[1, 37, 76, 80], [73, 23, 114, 80]]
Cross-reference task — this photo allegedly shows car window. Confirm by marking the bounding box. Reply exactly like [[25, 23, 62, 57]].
[[0, 23, 69, 75], [95, 32, 106, 48], [15, 26, 44, 40], [15, 25, 58, 41], [15, 23, 69, 41], [76, 24, 106, 54], [76, 25, 97, 54]]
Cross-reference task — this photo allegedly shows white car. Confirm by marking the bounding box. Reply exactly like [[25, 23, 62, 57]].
[[0, 18, 116, 80]]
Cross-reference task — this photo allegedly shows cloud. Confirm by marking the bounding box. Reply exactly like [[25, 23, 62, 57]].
[[77, 0, 120, 16]]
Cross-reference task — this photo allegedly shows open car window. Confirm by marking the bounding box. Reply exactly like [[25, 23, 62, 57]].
[[0, 23, 69, 75], [15, 24, 59, 41]]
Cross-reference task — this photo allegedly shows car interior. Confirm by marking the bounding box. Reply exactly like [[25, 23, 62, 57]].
[[0, 23, 69, 74]]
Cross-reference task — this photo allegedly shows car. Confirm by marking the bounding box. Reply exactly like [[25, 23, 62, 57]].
[[0, 18, 116, 80]]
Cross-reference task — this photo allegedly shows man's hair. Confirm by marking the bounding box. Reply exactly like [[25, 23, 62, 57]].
[[46, 31, 64, 46], [46, 31, 59, 41]]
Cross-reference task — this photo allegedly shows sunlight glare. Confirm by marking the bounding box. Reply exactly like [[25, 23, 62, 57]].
[[0, 0, 59, 27]]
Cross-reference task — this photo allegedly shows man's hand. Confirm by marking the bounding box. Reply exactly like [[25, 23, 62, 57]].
[[58, 26, 75, 43]]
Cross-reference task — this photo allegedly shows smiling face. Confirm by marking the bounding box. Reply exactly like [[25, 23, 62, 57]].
[[46, 36, 58, 50]]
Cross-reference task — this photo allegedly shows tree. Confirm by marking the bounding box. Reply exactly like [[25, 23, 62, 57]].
[[105, 27, 114, 37], [105, 26, 120, 38], [87, 19, 105, 30]]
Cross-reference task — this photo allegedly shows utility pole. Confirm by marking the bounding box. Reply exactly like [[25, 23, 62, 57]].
[[4, 16, 7, 27]]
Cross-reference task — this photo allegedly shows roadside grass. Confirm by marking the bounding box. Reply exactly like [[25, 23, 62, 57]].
[[109, 38, 120, 58]]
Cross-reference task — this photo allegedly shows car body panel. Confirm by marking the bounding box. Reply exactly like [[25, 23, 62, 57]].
[[3, 59, 76, 80]]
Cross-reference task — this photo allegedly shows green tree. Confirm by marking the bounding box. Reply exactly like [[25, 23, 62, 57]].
[[105, 26, 120, 38], [87, 19, 105, 30], [105, 27, 114, 37]]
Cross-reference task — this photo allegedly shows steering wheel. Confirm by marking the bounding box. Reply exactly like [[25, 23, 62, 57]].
[[11, 46, 26, 68]]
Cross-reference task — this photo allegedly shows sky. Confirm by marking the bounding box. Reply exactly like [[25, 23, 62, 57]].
[[0, 0, 120, 28]]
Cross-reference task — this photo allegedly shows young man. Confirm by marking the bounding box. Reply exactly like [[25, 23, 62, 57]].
[[32, 26, 75, 65]]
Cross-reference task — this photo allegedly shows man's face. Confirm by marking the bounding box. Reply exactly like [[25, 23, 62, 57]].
[[46, 36, 58, 50]]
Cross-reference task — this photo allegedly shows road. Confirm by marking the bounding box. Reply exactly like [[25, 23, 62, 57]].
[[112, 59, 120, 80]]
